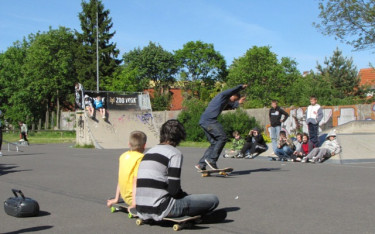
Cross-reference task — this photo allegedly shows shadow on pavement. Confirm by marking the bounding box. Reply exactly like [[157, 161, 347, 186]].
[[0, 164, 32, 176], [231, 167, 281, 175], [223, 207, 240, 212], [38, 210, 51, 217], [2, 225, 53, 234], [4, 153, 45, 157]]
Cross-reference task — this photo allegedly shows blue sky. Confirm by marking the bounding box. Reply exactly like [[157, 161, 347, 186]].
[[0, 0, 373, 72]]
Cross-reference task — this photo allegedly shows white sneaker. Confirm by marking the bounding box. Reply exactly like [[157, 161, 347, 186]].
[[301, 157, 307, 163], [0, 152, 2, 156]]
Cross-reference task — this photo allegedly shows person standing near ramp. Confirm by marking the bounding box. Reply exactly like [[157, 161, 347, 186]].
[[195, 84, 248, 170]]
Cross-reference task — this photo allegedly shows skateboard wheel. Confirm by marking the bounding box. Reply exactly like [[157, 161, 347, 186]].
[[136, 219, 143, 226], [202, 173, 208, 177], [110, 206, 116, 213], [173, 224, 181, 231], [219, 172, 226, 176]]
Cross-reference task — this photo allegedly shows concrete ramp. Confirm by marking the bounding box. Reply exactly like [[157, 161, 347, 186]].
[[76, 110, 160, 149]]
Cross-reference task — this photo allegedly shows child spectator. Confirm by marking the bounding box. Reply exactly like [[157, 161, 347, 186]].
[[107, 131, 147, 212], [93, 96, 106, 119], [293, 133, 303, 153], [302, 130, 341, 163], [269, 100, 289, 153], [292, 133, 313, 162], [18, 121, 28, 143], [136, 120, 226, 221], [223, 131, 245, 158], [274, 131, 294, 161], [305, 96, 323, 147], [84, 95, 94, 118], [239, 127, 268, 159]]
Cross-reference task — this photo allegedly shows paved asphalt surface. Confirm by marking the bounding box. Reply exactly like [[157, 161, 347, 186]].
[[1, 144, 375, 234]]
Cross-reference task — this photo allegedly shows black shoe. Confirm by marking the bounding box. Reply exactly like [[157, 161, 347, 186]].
[[201, 209, 227, 224], [205, 159, 218, 170]]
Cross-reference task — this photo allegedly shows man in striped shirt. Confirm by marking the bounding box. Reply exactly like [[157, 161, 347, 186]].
[[136, 120, 222, 221]]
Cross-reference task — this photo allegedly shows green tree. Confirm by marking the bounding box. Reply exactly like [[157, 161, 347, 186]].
[[316, 48, 360, 98], [314, 0, 375, 51], [175, 41, 227, 84], [0, 39, 31, 124], [122, 42, 177, 88], [23, 27, 78, 128], [119, 42, 178, 110], [76, 0, 121, 90], [105, 66, 143, 92], [227, 46, 301, 107]]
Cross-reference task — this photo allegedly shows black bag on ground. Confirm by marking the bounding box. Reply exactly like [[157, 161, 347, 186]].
[[4, 189, 39, 217]]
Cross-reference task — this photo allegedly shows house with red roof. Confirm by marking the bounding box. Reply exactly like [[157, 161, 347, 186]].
[[358, 68, 375, 96]]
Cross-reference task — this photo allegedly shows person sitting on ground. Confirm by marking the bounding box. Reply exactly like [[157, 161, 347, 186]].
[[223, 131, 245, 158], [107, 131, 147, 212], [302, 130, 341, 163], [293, 133, 303, 153], [238, 127, 268, 159], [84, 95, 94, 118], [291, 133, 313, 162], [93, 95, 106, 119], [18, 121, 28, 143], [274, 131, 294, 161], [136, 119, 226, 222]]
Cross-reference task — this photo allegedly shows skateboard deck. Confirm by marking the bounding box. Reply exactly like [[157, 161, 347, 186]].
[[198, 167, 233, 177], [136, 215, 201, 231], [110, 201, 137, 218]]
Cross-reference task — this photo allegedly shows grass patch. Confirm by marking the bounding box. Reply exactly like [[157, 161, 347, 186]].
[[74, 144, 95, 148], [3, 131, 76, 144]]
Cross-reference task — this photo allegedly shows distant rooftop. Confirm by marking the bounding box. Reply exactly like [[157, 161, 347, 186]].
[[359, 68, 375, 89]]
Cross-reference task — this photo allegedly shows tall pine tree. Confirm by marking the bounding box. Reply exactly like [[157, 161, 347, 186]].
[[76, 0, 121, 91], [316, 48, 359, 98]]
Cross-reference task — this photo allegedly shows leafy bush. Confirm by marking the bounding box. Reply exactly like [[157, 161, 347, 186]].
[[151, 92, 171, 111], [218, 108, 260, 138], [177, 97, 206, 141]]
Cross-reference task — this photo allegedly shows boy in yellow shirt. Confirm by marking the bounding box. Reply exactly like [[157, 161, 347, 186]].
[[107, 131, 147, 211]]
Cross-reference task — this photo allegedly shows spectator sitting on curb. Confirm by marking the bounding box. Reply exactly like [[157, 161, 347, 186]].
[[238, 127, 268, 159], [302, 130, 341, 163], [274, 131, 294, 161], [223, 131, 245, 158], [292, 133, 314, 162]]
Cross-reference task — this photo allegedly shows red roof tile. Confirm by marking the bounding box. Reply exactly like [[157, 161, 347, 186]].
[[359, 68, 375, 88]]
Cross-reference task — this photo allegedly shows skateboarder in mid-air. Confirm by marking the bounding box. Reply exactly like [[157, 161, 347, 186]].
[[195, 84, 248, 171]]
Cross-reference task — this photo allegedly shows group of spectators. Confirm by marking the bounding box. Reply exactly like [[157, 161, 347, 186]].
[[224, 96, 342, 163]]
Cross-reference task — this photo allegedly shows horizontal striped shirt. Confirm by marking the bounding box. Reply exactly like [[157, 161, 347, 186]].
[[136, 144, 184, 221]]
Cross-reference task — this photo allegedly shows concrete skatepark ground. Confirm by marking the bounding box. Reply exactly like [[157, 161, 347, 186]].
[[1, 141, 375, 234]]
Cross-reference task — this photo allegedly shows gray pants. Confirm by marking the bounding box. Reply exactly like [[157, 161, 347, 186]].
[[306, 148, 330, 160]]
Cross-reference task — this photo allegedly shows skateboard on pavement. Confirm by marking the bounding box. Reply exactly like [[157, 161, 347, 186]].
[[110, 201, 137, 218], [198, 167, 233, 177], [136, 215, 202, 231]]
